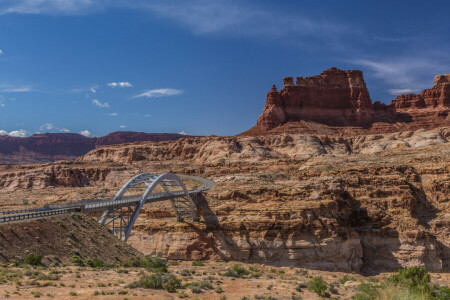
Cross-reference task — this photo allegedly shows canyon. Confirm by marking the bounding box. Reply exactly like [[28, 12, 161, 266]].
[[0, 126, 448, 275], [0, 68, 448, 279]]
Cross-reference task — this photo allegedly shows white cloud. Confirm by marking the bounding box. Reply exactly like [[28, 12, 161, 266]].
[[107, 112, 118, 116], [0, 130, 8, 135], [388, 89, 419, 95], [0, 0, 104, 15], [119, 125, 126, 128], [350, 56, 450, 91], [80, 130, 91, 137], [0, 83, 32, 92], [8, 129, 28, 137], [39, 123, 54, 131], [144, 114, 151, 117], [0, 49, 3, 55], [108, 81, 132, 88], [91, 99, 109, 108], [59, 128, 70, 132], [90, 85, 99, 93], [178, 131, 189, 135], [133, 88, 184, 98]]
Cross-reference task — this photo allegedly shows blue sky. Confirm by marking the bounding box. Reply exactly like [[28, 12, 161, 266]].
[[0, 0, 448, 137]]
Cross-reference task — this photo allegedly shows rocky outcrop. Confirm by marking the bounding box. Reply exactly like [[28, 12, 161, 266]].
[[0, 131, 188, 165], [257, 68, 375, 129], [247, 69, 449, 135], [392, 73, 450, 109]]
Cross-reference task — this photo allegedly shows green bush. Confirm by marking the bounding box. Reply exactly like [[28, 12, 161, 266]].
[[308, 277, 327, 297], [353, 282, 377, 300], [24, 254, 42, 266], [139, 273, 162, 289], [163, 274, 181, 293], [84, 258, 104, 268], [69, 255, 84, 267], [389, 266, 431, 294], [224, 264, 250, 278], [192, 261, 205, 267]]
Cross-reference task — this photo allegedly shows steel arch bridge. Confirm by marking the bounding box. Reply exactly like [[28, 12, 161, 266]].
[[0, 173, 215, 242], [98, 173, 199, 241]]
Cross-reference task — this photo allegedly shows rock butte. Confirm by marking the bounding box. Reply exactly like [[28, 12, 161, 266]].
[[243, 68, 450, 135]]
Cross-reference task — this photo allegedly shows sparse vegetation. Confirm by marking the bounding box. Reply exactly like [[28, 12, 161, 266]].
[[24, 254, 42, 266], [308, 277, 327, 297], [224, 264, 250, 278]]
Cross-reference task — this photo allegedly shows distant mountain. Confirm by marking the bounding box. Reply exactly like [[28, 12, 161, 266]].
[[0, 131, 189, 165], [242, 68, 449, 135]]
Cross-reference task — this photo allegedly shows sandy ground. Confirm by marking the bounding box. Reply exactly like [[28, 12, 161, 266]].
[[0, 261, 448, 300]]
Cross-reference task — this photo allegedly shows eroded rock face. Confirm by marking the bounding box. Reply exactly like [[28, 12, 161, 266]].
[[250, 69, 450, 135], [392, 74, 450, 109], [257, 68, 374, 129]]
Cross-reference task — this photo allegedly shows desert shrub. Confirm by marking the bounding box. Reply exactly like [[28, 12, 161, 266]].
[[180, 269, 191, 276], [69, 255, 84, 267], [69, 291, 77, 296], [162, 274, 182, 293], [191, 286, 202, 294], [146, 257, 168, 273], [84, 258, 104, 268], [388, 266, 431, 295], [126, 281, 140, 289], [353, 282, 377, 300], [24, 254, 42, 266], [192, 260, 204, 266], [224, 264, 250, 278], [308, 277, 327, 297], [340, 274, 355, 284], [139, 273, 162, 289], [215, 285, 223, 293]]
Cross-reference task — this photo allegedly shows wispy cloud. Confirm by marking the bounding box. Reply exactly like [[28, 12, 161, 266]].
[[178, 131, 189, 135], [90, 85, 99, 93], [0, 0, 104, 15], [0, 49, 3, 55], [0, 83, 32, 92], [39, 123, 54, 131], [108, 81, 132, 88], [388, 89, 419, 95], [0, 129, 28, 137], [144, 114, 151, 117], [80, 129, 91, 137], [91, 99, 109, 108], [0, 1, 347, 45], [350, 55, 450, 92], [107, 112, 118, 116], [133, 88, 183, 98], [119, 125, 126, 128], [38, 123, 70, 133]]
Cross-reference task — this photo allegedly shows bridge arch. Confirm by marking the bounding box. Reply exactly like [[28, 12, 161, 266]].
[[99, 173, 197, 241]]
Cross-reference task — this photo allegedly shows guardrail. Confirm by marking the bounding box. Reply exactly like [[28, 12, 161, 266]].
[[0, 207, 80, 223]]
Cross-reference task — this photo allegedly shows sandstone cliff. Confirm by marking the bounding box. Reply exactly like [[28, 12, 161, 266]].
[[0, 127, 447, 274], [245, 69, 449, 135]]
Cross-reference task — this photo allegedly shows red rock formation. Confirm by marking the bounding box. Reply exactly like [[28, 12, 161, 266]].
[[247, 69, 449, 135], [257, 68, 374, 129], [391, 73, 450, 109]]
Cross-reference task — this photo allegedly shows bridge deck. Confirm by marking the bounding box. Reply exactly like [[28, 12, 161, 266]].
[[0, 175, 214, 224]]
